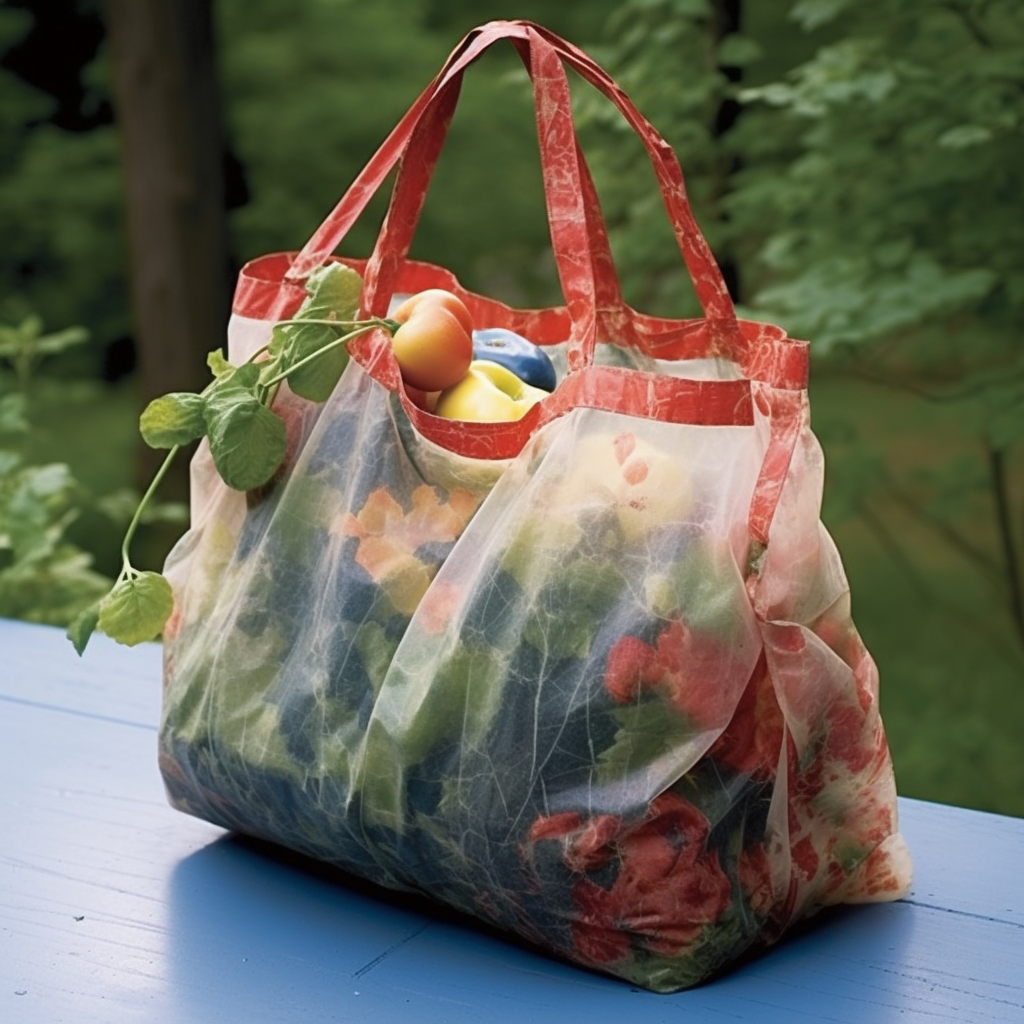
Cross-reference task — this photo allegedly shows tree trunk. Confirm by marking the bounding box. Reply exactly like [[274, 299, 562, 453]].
[[105, 0, 232, 498], [710, 0, 743, 303]]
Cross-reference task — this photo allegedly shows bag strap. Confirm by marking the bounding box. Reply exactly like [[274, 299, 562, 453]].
[[522, 21, 737, 327], [359, 28, 636, 371], [283, 26, 500, 284], [285, 22, 738, 353]]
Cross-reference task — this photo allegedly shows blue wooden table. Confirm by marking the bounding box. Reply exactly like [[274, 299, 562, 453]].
[[1, 616, 1022, 1023]]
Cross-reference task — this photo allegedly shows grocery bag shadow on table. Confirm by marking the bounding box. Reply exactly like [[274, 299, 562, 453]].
[[166, 831, 910, 1013], [165, 832, 648, 1010]]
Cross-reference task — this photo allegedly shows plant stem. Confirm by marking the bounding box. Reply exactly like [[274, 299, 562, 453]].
[[120, 445, 180, 577], [987, 442, 1024, 649], [260, 321, 387, 390], [273, 316, 398, 333]]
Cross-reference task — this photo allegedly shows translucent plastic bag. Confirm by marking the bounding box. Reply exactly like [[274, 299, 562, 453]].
[[158, 21, 911, 993]]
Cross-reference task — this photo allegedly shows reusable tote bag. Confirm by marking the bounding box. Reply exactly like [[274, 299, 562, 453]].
[[158, 21, 912, 993]]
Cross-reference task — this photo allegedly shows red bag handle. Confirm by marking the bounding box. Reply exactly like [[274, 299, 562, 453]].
[[283, 29, 496, 285], [359, 28, 636, 370], [285, 21, 737, 349]]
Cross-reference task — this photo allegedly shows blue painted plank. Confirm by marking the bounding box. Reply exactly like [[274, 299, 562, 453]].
[[1, 617, 1023, 1023], [0, 618, 161, 726], [898, 798, 1024, 927]]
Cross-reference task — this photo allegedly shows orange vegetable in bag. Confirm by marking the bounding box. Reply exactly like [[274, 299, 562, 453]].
[[390, 291, 474, 392], [392, 288, 474, 335]]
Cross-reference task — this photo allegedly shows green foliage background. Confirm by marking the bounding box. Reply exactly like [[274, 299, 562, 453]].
[[1, 0, 1021, 815]]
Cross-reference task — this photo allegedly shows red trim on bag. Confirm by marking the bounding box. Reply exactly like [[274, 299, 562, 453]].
[[232, 252, 309, 322], [748, 387, 806, 545], [233, 253, 809, 391], [396, 368, 754, 461], [230, 251, 807, 463]]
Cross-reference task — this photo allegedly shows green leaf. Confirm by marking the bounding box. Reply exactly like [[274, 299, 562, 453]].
[[302, 262, 363, 322], [595, 700, 696, 784], [0, 544, 110, 623], [139, 392, 207, 449], [264, 322, 291, 364], [213, 360, 261, 395], [285, 331, 350, 402], [67, 601, 101, 655], [18, 313, 42, 339], [358, 641, 505, 830], [204, 391, 287, 491], [644, 542, 748, 645], [0, 393, 28, 435], [790, 0, 853, 30], [270, 262, 363, 402], [97, 572, 174, 646], [31, 326, 89, 355], [207, 349, 235, 378], [353, 621, 399, 698], [522, 559, 624, 660], [2, 462, 78, 560], [0, 546, 110, 625], [718, 35, 762, 69], [938, 124, 993, 149], [0, 450, 22, 478]]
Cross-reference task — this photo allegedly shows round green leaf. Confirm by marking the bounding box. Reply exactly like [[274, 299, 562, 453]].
[[140, 393, 207, 449], [206, 349, 235, 378], [267, 262, 363, 402], [286, 332, 350, 402], [67, 601, 101, 656], [302, 262, 362, 322], [97, 572, 174, 646], [219, 361, 261, 393], [205, 394, 287, 491]]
